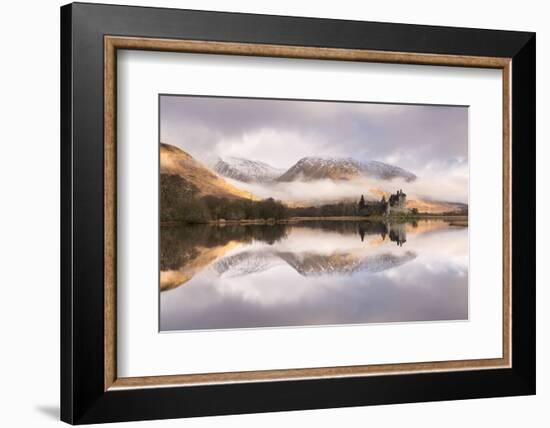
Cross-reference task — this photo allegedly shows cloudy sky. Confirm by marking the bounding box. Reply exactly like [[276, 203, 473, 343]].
[[160, 95, 468, 177]]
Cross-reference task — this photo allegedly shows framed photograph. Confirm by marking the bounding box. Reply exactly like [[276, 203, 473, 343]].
[[61, 2, 535, 424]]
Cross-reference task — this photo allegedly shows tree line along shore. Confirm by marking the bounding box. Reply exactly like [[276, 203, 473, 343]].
[[161, 174, 467, 225]]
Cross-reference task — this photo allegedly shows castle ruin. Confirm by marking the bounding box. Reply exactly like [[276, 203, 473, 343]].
[[357, 189, 409, 216], [385, 189, 408, 215]]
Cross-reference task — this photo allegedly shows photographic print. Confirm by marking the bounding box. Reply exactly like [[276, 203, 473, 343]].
[[159, 95, 469, 332]]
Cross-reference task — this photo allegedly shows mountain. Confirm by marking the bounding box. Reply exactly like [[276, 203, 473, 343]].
[[160, 143, 253, 199], [213, 157, 284, 183], [277, 156, 416, 182]]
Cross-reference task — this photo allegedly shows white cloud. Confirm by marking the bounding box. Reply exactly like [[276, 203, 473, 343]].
[[213, 128, 327, 169], [229, 173, 468, 205], [161, 95, 469, 183]]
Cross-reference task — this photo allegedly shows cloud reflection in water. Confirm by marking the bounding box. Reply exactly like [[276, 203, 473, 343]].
[[160, 220, 468, 331]]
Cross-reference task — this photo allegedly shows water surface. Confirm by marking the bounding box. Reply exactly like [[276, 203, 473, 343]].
[[160, 219, 468, 331]]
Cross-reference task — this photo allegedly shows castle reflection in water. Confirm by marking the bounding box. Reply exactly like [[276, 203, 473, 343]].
[[358, 221, 408, 246], [160, 218, 468, 331]]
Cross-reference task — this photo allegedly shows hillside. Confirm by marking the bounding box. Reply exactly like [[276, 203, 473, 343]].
[[160, 143, 253, 199], [406, 199, 467, 214]]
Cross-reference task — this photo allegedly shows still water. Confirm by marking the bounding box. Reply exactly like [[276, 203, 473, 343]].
[[160, 219, 468, 331]]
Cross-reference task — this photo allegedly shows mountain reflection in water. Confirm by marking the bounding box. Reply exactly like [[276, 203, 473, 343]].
[[160, 219, 468, 331]]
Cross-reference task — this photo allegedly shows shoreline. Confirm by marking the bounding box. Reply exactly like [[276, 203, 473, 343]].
[[161, 214, 468, 227]]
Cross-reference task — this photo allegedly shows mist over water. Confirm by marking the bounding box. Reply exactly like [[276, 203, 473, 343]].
[[226, 175, 468, 206], [160, 219, 468, 331]]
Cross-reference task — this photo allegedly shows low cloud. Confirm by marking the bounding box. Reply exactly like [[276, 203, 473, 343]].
[[228, 173, 468, 206]]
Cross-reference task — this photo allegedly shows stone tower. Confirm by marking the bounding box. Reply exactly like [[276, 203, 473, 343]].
[[386, 189, 408, 215]]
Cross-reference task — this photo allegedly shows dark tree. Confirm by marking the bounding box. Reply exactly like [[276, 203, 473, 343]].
[[358, 195, 366, 210], [160, 174, 210, 223]]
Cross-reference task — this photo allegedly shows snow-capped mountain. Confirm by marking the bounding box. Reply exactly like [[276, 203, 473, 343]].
[[213, 157, 285, 183], [277, 156, 416, 182]]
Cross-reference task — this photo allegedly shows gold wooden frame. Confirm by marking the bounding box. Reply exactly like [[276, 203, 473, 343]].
[[104, 36, 512, 391]]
